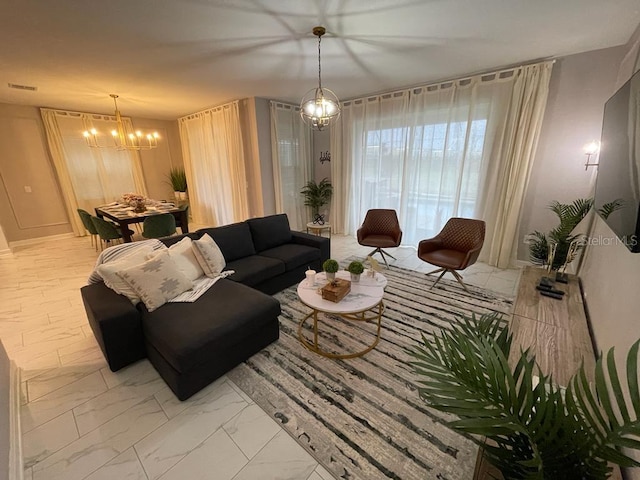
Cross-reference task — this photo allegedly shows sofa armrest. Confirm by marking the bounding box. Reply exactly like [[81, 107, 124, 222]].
[[81, 283, 146, 371], [291, 231, 330, 263]]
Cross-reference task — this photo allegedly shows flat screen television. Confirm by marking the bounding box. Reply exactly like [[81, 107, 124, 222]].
[[594, 68, 640, 253]]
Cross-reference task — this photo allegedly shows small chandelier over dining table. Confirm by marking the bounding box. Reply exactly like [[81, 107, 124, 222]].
[[300, 26, 340, 131], [82, 94, 160, 150]]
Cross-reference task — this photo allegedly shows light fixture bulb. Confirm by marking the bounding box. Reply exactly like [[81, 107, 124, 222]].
[[584, 140, 600, 155]]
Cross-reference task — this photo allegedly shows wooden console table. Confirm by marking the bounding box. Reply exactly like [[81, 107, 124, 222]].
[[474, 266, 622, 479]]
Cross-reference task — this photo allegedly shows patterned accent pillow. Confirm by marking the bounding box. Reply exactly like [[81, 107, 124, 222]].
[[191, 233, 226, 278], [88, 239, 165, 284], [158, 236, 204, 282], [96, 244, 157, 304], [116, 250, 193, 312]]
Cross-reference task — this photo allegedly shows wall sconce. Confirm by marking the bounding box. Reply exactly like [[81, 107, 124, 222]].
[[584, 140, 600, 170], [319, 151, 331, 164]]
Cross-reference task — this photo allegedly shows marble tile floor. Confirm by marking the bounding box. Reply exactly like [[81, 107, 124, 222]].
[[1, 231, 520, 480]]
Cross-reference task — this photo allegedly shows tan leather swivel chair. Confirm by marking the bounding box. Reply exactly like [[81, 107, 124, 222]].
[[357, 209, 403, 267], [418, 217, 485, 292]]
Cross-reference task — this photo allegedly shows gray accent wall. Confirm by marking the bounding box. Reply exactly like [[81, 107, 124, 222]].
[[517, 45, 626, 261]]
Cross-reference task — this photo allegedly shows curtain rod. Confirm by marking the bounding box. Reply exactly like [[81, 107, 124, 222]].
[[342, 58, 557, 104]]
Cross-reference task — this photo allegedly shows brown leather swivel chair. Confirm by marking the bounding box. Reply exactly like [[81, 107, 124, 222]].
[[357, 209, 403, 267], [418, 217, 485, 292]]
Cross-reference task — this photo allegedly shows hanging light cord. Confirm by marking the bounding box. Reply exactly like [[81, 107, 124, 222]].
[[317, 33, 323, 91]]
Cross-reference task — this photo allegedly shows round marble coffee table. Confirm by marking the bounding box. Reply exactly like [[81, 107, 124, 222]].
[[296, 270, 387, 359]]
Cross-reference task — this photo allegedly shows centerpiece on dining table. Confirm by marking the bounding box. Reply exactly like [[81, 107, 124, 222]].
[[121, 193, 148, 213]]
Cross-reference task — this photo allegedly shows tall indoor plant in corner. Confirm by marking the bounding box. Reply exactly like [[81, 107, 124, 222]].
[[300, 178, 333, 224], [407, 313, 640, 479]]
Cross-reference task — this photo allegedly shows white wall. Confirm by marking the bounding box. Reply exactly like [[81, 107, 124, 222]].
[[580, 25, 640, 479]]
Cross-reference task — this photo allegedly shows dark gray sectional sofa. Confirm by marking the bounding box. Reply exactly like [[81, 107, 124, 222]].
[[81, 213, 330, 400]]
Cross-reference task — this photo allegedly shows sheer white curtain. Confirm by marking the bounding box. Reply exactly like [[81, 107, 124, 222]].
[[178, 101, 249, 227], [270, 101, 312, 231], [40, 108, 147, 236], [331, 61, 553, 267]]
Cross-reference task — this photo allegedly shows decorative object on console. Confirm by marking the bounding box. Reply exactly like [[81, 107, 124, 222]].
[[322, 258, 339, 281], [300, 26, 340, 131], [82, 94, 159, 150], [301, 177, 333, 224], [319, 151, 331, 164], [584, 140, 600, 170], [555, 238, 582, 283], [347, 260, 364, 282]]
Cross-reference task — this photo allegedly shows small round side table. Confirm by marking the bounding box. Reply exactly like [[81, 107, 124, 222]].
[[306, 222, 331, 238]]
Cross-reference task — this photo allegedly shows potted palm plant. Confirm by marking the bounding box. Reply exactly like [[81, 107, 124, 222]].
[[407, 312, 640, 479], [300, 178, 333, 224], [167, 167, 188, 200], [528, 198, 622, 271]]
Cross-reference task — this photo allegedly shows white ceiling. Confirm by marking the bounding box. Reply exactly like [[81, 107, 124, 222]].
[[1, 0, 639, 120]]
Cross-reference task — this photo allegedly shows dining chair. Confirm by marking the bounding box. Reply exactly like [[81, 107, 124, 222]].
[[77, 209, 99, 250], [142, 213, 177, 239], [356, 209, 403, 267], [90, 216, 126, 251], [417, 217, 485, 292]]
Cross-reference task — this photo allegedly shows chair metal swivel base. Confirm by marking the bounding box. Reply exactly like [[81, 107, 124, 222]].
[[368, 247, 396, 268], [426, 267, 470, 293]]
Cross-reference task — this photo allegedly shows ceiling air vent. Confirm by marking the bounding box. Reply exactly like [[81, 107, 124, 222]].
[[8, 83, 37, 92]]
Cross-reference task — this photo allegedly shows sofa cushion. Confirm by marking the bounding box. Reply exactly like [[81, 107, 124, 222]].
[[117, 250, 193, 312], [198, 222, 256, 262], [258, 244, 321, 271], [225, 255, 285, 286], [247, 214, 292, 252], [191, 234, 226, 278], [96, 244, 157, 304], [141, 279, 281, 373], [163, 237, 204, 282]]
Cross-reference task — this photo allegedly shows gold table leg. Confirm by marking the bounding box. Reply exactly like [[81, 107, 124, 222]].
[[297, 302, 385, 359]]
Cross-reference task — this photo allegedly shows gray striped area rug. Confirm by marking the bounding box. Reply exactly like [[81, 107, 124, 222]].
[[228, 264, 513, 480]]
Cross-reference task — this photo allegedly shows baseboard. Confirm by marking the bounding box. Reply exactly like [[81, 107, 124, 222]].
[[9, 232, 74, 248], [9, 361, 22, 480], [0, 248, 12, 258]]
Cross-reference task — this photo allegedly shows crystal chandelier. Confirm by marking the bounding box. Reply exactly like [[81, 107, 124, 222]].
[[300, 26, 340, 131], [82, 94, 159, 150]]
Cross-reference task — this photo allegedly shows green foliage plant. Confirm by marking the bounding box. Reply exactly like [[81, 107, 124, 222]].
[[300, 178, 333, 216], [322, 259, 339, 273], [167, 167, 187, 192], [347, 261, 364, 275], [528, 198, 623, 269], [407, 312, 640, 479]]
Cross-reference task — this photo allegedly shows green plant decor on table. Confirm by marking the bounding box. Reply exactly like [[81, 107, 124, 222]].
[[346, 261, 364, 275], [407, 312, 640, 480], [528, 198, 623, 270], [300, 178, 333, 222], [167, 167, 188, 192], [322, 259, 339, 273]]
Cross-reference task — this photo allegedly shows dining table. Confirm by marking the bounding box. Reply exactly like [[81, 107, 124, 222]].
[[95, 201, 189, 243]]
